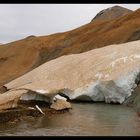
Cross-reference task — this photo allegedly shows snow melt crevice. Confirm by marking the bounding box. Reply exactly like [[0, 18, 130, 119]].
[[20, 89, 55, 104], [109, 54, 140, 68]]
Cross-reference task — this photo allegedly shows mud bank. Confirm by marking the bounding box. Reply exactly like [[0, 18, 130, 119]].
[[0, 101, 71, 123]]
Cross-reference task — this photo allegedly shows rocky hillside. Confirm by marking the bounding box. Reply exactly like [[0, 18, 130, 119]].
[[1, 6, 140, 86], [91, 5, 132, 21], [1, 40, 140, 110]]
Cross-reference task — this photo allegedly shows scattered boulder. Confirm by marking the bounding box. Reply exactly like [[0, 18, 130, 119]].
[[50, 99, 71, 110]]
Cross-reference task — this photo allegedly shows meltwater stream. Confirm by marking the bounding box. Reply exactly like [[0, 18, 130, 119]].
[[0, 103, 140, 136]]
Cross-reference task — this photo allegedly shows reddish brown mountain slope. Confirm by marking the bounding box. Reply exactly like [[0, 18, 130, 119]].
[[0, 6, 140, 87]]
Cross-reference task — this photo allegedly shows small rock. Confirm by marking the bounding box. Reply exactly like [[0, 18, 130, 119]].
[[0, 86, 8, 94], [53, 94, 67, 101], [50, 99, 71, 110]]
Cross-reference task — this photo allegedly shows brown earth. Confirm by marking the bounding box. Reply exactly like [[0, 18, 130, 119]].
[[1, 6, 140, 87], [0, 101, 70, 123]]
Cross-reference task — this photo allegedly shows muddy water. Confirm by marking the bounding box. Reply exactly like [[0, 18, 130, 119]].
[[0, 102, 140, 136]]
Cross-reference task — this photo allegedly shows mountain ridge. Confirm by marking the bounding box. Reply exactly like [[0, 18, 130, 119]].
[[91, 5, 133, 21]]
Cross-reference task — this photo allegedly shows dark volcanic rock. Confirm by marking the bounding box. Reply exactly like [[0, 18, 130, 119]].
[[127, 29, 140, 42], [0, 86, 8, 94], [92, 5, 132, 21], [123, 85, 140, 112]]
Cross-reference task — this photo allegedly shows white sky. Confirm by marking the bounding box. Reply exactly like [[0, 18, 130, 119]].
[[0, 4, 140, 43]]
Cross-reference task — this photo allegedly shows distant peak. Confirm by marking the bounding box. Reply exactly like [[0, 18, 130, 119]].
[[107, 5, 132, 11], [91, 5, 133, 22], [25, 35, 36, 41]]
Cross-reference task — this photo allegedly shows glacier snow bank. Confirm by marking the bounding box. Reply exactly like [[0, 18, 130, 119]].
[[61, 68, 140, 104]]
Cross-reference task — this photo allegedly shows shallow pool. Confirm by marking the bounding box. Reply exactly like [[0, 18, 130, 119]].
[[0, 102, 140, 136]]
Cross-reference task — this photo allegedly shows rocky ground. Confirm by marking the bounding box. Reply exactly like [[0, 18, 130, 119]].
[[0, 100, 71, 123]]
